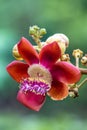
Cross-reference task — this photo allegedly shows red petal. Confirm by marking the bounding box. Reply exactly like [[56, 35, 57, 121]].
[[17, 89, 46, 111], [39, 42, 61, 68], [51, 61, 81, 84], [18, 37, 39, 65], [48, 80, 68, 100], [6, 61, 29, 82]]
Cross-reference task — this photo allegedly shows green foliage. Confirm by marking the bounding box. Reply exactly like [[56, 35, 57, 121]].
[[0, 112, 87, 130]]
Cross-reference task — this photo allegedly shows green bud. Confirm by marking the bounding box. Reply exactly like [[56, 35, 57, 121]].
[[29, 26, 36, 35], [40, 28, 47, 36], [33, 25, 40, 31]]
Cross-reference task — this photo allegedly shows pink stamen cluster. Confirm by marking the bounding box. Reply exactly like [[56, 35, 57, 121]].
[[20, 78, 50, 95]]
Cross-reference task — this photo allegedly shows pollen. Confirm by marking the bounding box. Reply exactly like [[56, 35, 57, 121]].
[[27, 64, 52, 84], [20, 77, 51, 95]]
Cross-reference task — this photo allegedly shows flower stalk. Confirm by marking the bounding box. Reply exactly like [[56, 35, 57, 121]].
[[77, 78, 87, 89], [79, 68, 87, 74]]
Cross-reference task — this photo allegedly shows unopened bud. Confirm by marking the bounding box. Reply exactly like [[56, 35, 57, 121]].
[[46, 33, 69, 54], [81, 54, 87, 66], [29, 26, 36, 35], [61, 54, 70, 62], [72, 49, 83, 58], [40, 28, 47, 36], [12, 44, 23, 60], [33, 25, 40, 30], [69, 87, 79, 98]]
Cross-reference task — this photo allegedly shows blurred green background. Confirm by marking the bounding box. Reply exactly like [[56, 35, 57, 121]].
[[0, 0, 87, 130]]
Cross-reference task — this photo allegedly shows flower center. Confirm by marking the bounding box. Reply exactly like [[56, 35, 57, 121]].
[[27, 64, 52, 84], [20, 78, 51, 95]]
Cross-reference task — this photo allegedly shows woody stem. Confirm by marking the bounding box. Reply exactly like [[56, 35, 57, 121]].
[[79, 68, 87, 74]]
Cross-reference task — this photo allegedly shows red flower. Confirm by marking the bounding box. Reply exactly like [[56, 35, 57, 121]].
[[6, 37, 81, 111]]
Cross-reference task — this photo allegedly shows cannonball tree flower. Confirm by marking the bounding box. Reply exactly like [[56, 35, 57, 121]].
[[6, 37, 81, 111]]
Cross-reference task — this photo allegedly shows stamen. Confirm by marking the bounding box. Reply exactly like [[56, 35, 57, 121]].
[[28, 64, 52, 84], [20, 78, 51, 95]]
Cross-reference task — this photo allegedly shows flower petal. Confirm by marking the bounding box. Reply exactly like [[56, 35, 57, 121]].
[[18, 37, 39, 65], [51, 61, 81, 84], [48, 80, 68, 100], [6, 61, 29, 82], [17, 89, 46, 111], [39, 42, 61, 68]]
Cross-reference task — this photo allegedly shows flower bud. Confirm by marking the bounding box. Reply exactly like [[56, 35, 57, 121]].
[[61, 54, 70, 62], [69, 87, 79, 98], [46, 33, 69, 54], [40, 28, 47, 36], [72, 49, 83, 58], [29, 27, 36, 35], [33, 25, 40, 30], [81, 54, 87, 66], [12, 44, 23, 60]]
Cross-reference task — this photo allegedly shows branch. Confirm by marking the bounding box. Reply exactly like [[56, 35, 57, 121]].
[[79, 68, 87, 74]]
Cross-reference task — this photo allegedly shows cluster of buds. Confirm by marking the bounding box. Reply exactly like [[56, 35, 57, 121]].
[[29, 25, 47, 49], [12, 25, 87, 99]]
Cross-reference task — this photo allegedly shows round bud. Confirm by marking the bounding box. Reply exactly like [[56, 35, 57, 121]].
[[61, 54, 70, 62], [12, 44, 23, 60], [81, 55, 87, 66], [69, 87, 79, 98], [29, 27, 36, 35], [46, 33, 69, 54], [72, 49, 83, 58], [40, 28, 47, 36]]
